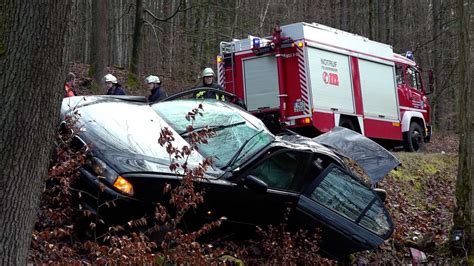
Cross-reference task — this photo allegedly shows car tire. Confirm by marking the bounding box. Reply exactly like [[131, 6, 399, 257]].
[[404, 122, 424, 152]]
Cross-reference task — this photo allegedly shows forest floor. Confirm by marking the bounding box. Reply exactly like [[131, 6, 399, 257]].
[[353, 132, 460, 264]]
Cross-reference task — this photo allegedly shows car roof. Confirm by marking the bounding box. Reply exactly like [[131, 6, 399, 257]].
[[274, 134, 343, 161]]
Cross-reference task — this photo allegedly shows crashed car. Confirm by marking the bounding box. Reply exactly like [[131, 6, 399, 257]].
[[60, 93, 399, 259]]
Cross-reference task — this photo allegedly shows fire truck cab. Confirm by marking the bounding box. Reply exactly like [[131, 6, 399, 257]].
[[217, 22, 432, 151]]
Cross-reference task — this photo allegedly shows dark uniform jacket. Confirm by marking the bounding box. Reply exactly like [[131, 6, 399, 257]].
[[148, 86, 167, 102], [107, 84, 126, 95]]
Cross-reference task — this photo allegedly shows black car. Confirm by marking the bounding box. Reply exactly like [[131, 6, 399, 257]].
[[60, 95, 399, 259]]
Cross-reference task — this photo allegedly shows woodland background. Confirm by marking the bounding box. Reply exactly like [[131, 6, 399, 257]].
[[67, 0, 463, 132]]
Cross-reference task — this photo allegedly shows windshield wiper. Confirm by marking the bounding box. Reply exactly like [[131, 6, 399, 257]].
[[222, 129, 264, 170], [180, 121, 246, 137]]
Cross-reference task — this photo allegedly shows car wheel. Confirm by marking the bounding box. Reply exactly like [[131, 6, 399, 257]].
[[404, 122, 424, 152]]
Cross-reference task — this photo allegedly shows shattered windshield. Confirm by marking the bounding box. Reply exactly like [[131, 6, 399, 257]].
[[152, 99, 274, 169]]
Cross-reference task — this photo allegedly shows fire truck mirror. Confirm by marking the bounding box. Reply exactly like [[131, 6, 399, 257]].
[[427, 69, 435, 95]]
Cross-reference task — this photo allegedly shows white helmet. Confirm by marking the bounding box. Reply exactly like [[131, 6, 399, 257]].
[[202, 67, 215, 77], [104, 74, 118, 84], [145, 75, 160, 84]]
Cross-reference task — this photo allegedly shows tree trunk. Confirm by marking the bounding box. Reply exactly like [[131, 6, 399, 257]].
[[453, 0, 474, 255], [340, 0, 348, 31], [368, 0, 374, 39], [432, 0, 442, 130], [90, 0, 107, 87], [130, 0, 144, 85], [0, 1, 72, 264]]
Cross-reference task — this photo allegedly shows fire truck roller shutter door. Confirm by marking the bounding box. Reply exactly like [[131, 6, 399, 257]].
[[243, 56, 280, 111], [307, 47, 355, 114], [358, 59, 399, 121]]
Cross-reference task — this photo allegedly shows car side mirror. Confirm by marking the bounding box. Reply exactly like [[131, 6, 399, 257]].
[[374, 188, 387, 203], [59, 121, 73, 136], [243, 175, 267, 193], [70, 136, 89, 152], [427, 69, 435, 95]]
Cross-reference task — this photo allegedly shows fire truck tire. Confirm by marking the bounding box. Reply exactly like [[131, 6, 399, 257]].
[[404, 122, 424, 152], [339, 118, 355, 131]]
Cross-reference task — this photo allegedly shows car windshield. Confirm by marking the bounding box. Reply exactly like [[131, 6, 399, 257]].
[[152, 99, 274, 169]]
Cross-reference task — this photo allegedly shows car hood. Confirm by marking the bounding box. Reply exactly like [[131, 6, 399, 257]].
[[313, 127, 401, 184], [61, 96, 223, 177], [91, 149, 223, 177]]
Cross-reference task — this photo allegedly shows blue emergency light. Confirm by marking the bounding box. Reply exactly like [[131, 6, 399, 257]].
[[252, 38, 260, 48], [406, 51, 414, 60]]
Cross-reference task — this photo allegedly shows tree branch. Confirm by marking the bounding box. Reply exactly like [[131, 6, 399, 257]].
[[144, 0, 190, 25]]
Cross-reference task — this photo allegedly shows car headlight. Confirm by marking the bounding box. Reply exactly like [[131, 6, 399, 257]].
[[87, 157, 134, 195], [88, 157, 118, 183]]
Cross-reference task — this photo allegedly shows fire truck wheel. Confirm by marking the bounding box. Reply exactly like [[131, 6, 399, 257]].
[[339, 118, 355, 131], [405, 122, 424, 152]]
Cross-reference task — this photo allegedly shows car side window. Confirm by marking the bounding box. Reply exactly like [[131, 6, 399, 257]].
[[248, 150, 308, 191], [359, 200, 392, 236], [415, 71, 423, 92], [310, 166, 391, 236], [395, 65, 404, 85], [407, 67, 421, 91]]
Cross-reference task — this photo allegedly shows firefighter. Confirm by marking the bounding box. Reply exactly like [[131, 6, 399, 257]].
[[64, 72, 77, 97], [194, 67, 225, 101], [104, 74, 126, 95], [146, 75, 167, 102]]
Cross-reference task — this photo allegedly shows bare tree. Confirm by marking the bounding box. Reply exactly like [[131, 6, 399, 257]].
[[90, 0, 107, 89], [129, 0, 144, 86], [0, 1, 72, 264], [453, 0, 474, 255]]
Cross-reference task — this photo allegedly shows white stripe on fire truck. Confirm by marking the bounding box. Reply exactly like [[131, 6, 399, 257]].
[[297, 46, 310, 114], [218, 62, 225, 88]]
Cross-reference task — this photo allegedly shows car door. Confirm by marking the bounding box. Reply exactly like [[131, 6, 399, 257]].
[[406, 66, 424, 109], [205, 149, 313, 227], [293, 163, 394, 259]]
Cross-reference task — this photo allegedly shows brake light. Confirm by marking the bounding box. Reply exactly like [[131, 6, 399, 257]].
[[113, 176, 134, 195]]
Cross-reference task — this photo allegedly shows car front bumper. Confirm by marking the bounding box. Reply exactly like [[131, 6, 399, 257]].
[[76, 168, 153, 224]]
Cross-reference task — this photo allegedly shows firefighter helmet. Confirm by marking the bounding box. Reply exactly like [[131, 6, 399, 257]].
[[202, 67, 215, 77], [104, 74, 118, 84], [145, 75, 160, 84]]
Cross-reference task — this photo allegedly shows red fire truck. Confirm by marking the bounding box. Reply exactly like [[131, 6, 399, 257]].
[[217, 22, 433, 151]]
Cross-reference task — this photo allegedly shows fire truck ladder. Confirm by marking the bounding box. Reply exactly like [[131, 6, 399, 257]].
[[219, 41, 236, 93]]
